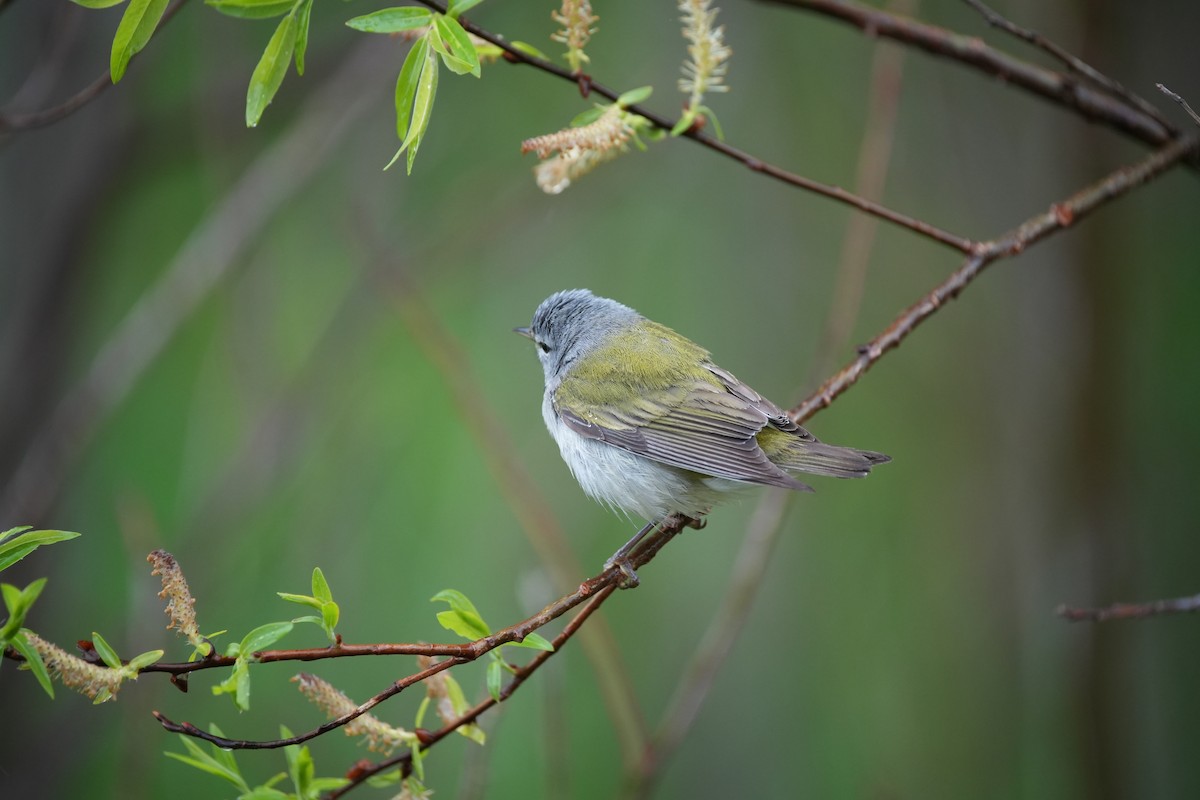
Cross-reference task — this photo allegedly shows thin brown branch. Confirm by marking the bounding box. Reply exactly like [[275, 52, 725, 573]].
[[790, 132, 1199, 423], [0, 0, 191, 133], [150, 524, 681, 750], [1157, 84, 1200, 128], [326, 583, 619, 799], [154, 658, 462, 750], [414, 0, 975, 254], [1057, 593, 1200, 623], [761, 0, 1180, 156], [962, 0, 1174, 133]]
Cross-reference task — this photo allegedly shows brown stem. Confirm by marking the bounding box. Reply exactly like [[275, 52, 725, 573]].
[[414, 0, 974, 254], [1058, 593, 1200, 622], [761, 0, 1179, 156], [789, 133, 1199, 423], [0, 0, 191, 133]]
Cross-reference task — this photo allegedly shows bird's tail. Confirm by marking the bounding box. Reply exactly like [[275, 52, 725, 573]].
[[775, 441, 891, 479]]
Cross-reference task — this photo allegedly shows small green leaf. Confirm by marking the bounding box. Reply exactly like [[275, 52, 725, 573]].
[[110, 0, 169, 83], [91, 632, 123, 670], [294, 0, 313, 75], [246, 11, 299, 127], [699, 105, 725, 141], [310, 568, 332, 604], [569, 106, 605, 127], [290, 615, 323, 626], [393, 34, 427, 141], [239, 621, 294, 655], [239, 788, 291, 800], [446, 0, 484, 18], [486, 659, 502, 702], [511, 631, 555, 651], [442, 672, 485, 744], [0, 528, 80, 573], [277, 592, 321, 610], [71, 0, 127, 7], [346, 6, 431, 33], [365, 770, 404, 788], [387, 35, 439, 173], [205, 0, 294, 19], [616, 85, 653, 108], [320, 601, 339, 636], [435, 610, 488, 641], [10, 632, 54, 698], [433, 15, 480, 77], [126, 649, 165, 671], [509, 41, 549, 61], [430, 590, 490, 634], [166, 733, 250, 791]]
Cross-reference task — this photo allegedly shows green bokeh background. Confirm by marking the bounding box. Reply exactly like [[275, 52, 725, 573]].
[[3, 1, 1199, 798]]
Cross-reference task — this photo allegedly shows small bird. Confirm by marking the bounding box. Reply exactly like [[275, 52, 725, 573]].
[[516, 289, 889, 575]]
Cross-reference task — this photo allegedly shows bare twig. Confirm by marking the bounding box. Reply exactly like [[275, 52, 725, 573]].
[[0, 0, 191, 133], [413, 0, 975, 254], [760, 0, 1180, 155], [962, 0, 1174, 133], [1058, 593, 1200, 623], [790, 133, 1199, 423], [1157, 83, 1200, 128]]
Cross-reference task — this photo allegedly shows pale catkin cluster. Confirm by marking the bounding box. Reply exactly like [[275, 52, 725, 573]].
[[522, 105, 637, 194], [147, 549, 203, 649], [24, 632, 125, 701], [551, 0, 598, 72], [293, 673, 414, 755], [417, 655, 457, 725], [679, 0, 731, 106]]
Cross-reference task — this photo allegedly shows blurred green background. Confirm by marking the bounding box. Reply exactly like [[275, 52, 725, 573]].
[[3, 0, 1199, 797]]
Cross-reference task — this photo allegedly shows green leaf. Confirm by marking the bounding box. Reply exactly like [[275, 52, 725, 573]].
[[699, 105, 725, 141], [10, 631, 54, 698], [320, 601, 339, 637], [345, 6, 431, 33], [442, 672, 485, 744], [435, 610, 489, 641], [212, 658, 251, 709], [414, 695, 430, 730], [569, 106, 605, 127], [509, 41, 549, 60], [617, 85, 653, 108], [486, 659, 502, 702], [294, 0, 313, 75], [446, 0, 484, 18], [290, 614, 323, 626], [126, 649, 165, 671], [205, 0, 294, 19], [246, 11, 299, 127], [0, 528, 80, 573], [387, 35, 439, 173], [110, 0, 169, 83], [430, 590, 490, 636], [283, 727, 315, 799], [91, 632, 123, 670], [433, 15, 480, 77], [239, 621, 294, 655], [71, 0, 127, 8], [310, 568, 332, 604], [239, 788, 291, 800], [166, 733, 250, 791], [277, 592, 321, 610], [365, 769, 404, 788], [511, 631, 555, 651], [0, 577, 47, 639]]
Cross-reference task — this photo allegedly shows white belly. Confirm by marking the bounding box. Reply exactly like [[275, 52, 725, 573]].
[[542, 394, 728, 521]]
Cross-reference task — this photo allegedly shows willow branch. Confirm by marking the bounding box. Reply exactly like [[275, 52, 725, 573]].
[[760, 0, 1180, 155], [961, 0, 1173, 132], [1157, 84, 1200, 128], [414, 0, 974, 254], [0, 0, 191, 133], [150, 523, 682, 750], [1057, 593, 1200, 623], [790, 133, 1199, 423]]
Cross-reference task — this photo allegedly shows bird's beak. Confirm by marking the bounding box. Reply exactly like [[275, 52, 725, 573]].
[[513, 326, 533, 340]]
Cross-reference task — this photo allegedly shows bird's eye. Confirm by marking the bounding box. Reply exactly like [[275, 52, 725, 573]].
[[538, 341, 551, 353]]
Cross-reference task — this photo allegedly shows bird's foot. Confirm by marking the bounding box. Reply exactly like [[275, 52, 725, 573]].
[[603, 555, 641, 589]]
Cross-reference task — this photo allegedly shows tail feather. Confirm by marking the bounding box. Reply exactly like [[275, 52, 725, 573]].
[[775, 442, 891, 479]]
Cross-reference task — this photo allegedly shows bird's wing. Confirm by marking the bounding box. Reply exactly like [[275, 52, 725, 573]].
[[552, 327, 807, 489]]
